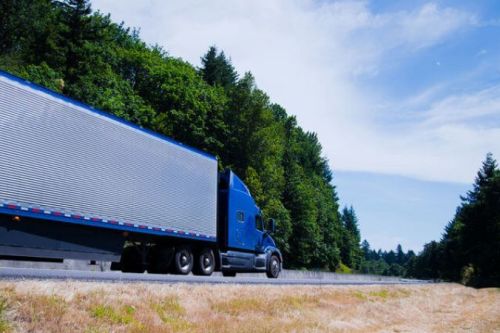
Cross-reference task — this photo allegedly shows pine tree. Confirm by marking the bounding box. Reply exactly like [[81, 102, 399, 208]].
[[396, 244, 404, 265], [60, 0, 93, 84], [457, 153, 500, 286], [340, 206, 362, 269], [361, 240, 371, 261], [462, 152, 498, 203], [200, 46, 238, 90], [342, 206, 360, 240], [414, 153, 500, 286]]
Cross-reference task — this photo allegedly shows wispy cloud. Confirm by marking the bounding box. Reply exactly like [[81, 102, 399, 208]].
[[92, 0, 497, 183], [424, 86, 500, 126], [476, 49, 487, 56]]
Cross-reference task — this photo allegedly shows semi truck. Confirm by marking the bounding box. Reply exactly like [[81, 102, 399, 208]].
[[0, 70, 282, 278]]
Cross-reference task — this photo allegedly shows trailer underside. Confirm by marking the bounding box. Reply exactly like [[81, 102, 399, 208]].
[[0, 213, 124, 262], [0, 213, 275, 277]]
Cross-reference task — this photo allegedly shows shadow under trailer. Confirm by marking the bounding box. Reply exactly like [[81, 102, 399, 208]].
[[0, 70, 282, 278]]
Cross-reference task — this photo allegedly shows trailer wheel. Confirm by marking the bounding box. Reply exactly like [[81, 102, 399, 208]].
[[266, 255, 280, 279], [193, 248, 215, 276], [173, 246, 193, 275], [121, 246, 145, 273], [148, 246, 174, 274], [222, 271, 236, 277]]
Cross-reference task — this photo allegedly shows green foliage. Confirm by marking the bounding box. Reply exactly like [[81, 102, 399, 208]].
[[3, 63, 64, 92], [411, 153, 500, 287], [0, 1, 360, 271], [280, 115, 343, 270], [359, 241, 416, 277], [340, 206, 362, 269], [360, 259, 389, 275], [59, 0, 94, 84], [360, 154, 500, 284], [335, 262, 352, 274], [0, 0, 60, 64], [128, 52, 229, 153]]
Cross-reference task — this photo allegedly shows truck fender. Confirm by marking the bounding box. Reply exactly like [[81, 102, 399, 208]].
[[263, 246, 283, 270]]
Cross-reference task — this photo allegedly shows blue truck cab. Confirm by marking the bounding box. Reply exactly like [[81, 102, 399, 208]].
[[218, 170, 282, 278]]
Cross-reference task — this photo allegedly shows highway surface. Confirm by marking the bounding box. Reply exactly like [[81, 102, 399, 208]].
[[0, 267, 430, 285]]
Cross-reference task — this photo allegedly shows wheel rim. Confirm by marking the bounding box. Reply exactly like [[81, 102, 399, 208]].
[[271, 258, 279, 277], [178, 250, 192, 271], [201, 253, 213, 272]]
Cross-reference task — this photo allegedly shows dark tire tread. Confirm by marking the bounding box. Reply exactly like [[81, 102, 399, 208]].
[[192, 248, 215, 276], [266, 255, 280, 279], [173, 245, 193, 275]]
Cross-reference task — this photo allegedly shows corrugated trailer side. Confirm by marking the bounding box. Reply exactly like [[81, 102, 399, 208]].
[[0, 70, 218, 242]]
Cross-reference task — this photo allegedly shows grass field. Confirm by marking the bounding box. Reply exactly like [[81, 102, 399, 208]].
[[0, 281, 498, 332]]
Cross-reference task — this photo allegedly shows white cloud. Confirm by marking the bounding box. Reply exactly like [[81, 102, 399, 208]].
[[91, 0, 497, 183], [424, 86, 500, 125], [394, 3, 475, 49]]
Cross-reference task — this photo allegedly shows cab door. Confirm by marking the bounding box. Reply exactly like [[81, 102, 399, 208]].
[[226, 172, 263, 252], [252, 214, 265, 252], [234, 209, 246, 248]]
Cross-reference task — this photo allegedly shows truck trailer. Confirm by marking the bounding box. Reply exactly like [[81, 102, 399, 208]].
[[0, 70, 282, 278]]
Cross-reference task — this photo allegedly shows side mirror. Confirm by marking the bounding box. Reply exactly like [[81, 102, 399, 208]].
[[266, 218, 276, 233]]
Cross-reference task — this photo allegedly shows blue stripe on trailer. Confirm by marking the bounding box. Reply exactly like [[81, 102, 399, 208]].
[[0, 203, 216, 242]]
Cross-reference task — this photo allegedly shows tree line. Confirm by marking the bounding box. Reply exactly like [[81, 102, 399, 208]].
[[0, 0, 361, 271], [356, 154, 500, 287], [409, 154, 500, 287], [337, 206, 417, 277]]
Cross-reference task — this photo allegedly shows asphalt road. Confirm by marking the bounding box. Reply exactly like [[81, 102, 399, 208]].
[[0, 267, 430, 285]]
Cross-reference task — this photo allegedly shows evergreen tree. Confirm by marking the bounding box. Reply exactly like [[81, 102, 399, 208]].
[[454, 153, 500, 286], [396, 244, 405, 265], [412, 153, 500, 287], [59, 0, 93, 84], [413, 241, 442, 279], [384, 250, 396, 265], [0, 0, 62, 66], [361, 240, 371, 260], [340, 206, 362, 269], [200, 46, 238, 90], [343, 207, 361, 240], [463, 153, 498, 203]]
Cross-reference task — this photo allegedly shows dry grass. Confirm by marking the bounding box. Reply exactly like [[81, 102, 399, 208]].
[[0, 281, 498, 332]]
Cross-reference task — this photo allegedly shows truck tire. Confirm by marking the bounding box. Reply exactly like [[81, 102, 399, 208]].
[[193, 248, 215, 276], [121, 246, 145, 273], [173, 246, 193, 275], [148, 246, 174, 274], [110, 262, 121, 271], [266, 255, 280, 278], [222, 271, 236, 277]]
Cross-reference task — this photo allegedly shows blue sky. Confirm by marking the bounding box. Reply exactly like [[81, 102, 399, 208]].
[[335, 171, 471, 252], [91, 0, 500, 252]]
